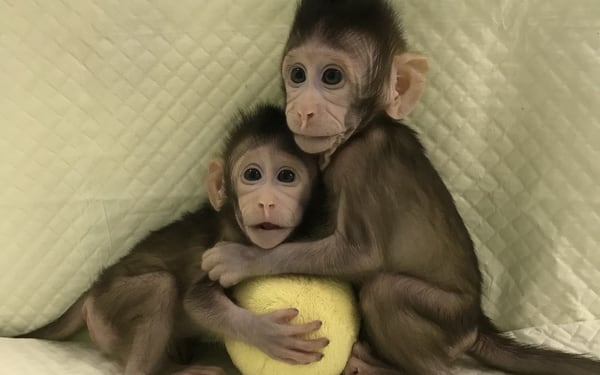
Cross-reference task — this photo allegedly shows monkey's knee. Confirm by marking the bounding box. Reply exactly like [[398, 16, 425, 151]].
[[358, 275, 454, 374], [358, 274, 394, 317], [150, 272, 177, 294], [83, 296, 119, 354], [93, 272, 178, 338], [136, 271, 178, 307], [356, 276, 400, 355]]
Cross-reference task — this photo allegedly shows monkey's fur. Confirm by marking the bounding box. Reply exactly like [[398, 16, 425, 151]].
[[21, 104, 327, 375], [202, 1, 600, 374]]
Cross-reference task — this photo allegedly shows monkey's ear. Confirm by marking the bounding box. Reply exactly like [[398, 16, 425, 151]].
[[206, 158, 226, 211], [386, 53, 429, 120]]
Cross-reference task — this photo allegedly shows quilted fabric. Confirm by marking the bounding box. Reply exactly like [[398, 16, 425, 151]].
[[0, 0, 598, 373]]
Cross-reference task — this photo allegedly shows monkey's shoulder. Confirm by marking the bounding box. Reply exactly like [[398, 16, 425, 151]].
[[334, 116, 424, 166], [372, 116, 425, 156], [325, 116, 433, 200]]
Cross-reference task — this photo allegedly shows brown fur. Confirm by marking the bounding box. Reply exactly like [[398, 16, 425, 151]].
[[21, 203, 224, 375], [201, 1, 600, 374], [21, 104, 326, 375]]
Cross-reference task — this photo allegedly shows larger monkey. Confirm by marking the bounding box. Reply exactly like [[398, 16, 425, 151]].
[[202, 1, 600, 374], [21, 104, 328, 375]]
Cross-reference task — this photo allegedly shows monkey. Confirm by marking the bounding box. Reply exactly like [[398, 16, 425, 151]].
[[201, 1, 600, 375], [183, 103, 330, 366], [19, 103, 329, 375]]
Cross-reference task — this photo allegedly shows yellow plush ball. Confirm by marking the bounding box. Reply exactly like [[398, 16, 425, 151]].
[[225, 276, 359, 375]]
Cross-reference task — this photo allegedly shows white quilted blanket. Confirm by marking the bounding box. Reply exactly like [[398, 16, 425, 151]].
[[1, 0, 598, 373]]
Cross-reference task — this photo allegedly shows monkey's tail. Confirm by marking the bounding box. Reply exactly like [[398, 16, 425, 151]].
[[18, 294, 87, 340], [469, 316, 600, 375]]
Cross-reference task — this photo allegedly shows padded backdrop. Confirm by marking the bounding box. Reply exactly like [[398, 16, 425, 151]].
[[0, 0, 599, 373]]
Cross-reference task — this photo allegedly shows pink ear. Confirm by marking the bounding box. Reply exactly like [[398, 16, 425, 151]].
[[386, 53, 429, 119], [206, 158, 226, 211]]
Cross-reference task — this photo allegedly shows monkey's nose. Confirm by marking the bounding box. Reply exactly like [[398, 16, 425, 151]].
[[298, 112, 314, 129], [259, 202, 275, 218], [259, 202, 276, 210]]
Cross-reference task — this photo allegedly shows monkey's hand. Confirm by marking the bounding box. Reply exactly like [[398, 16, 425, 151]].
[[202, 241, 265, 287], [245, 308, 328, 364]]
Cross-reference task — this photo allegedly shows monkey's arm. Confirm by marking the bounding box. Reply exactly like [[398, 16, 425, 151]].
[[203, 170, 392, 287], [202, 230, 381, 288], [203, 186, 391, 287], [202, 130, 421, 287], [184, 278, 328, 364]]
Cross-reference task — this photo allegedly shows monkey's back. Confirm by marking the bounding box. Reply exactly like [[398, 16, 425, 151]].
[[94, 201, 220, 295]]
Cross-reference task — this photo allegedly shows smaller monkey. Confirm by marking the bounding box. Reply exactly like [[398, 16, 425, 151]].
[[19, 104, 329, 375], [183, 103, 331, 365]]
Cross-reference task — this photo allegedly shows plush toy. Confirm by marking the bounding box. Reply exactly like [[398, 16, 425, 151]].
[[225, 276, 360, 375]]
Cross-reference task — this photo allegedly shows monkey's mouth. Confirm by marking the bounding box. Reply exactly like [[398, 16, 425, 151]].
[[293, 134, 339, 154], [256, 222, 283, 231], [294, 134, 336, 142]]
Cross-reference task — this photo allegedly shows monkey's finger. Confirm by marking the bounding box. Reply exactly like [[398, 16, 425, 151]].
[[276, 348, 324, 365], [266, 308, 299, 321], [207, 265, 224, 281], [286, 337, 330, 353], [219, 275, 240, 288], [343, 355, 363, 375], [284, 319, 323, 336], [201, 248, 222, 269]]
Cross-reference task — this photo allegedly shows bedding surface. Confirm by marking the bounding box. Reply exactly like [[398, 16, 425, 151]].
[[0, 0, 598, 373]]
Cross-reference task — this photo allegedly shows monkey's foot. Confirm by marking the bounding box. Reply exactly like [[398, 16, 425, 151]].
[[167, 339, 195, 365], [168, 365, 226, 375], [343, 342, 402, 375]]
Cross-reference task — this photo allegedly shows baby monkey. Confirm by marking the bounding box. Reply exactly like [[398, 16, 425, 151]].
[[20, 104, 328, 375], [203, 1, 600, 375]]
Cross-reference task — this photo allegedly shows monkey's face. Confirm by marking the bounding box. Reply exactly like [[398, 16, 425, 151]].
[[231, 145, 314, 249], [282, 38, 429, 156], [282, 41, 367, 154]]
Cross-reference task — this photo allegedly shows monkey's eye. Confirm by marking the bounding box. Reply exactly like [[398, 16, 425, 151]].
[[322, 68, 343, 85], [290, 66, 306, 84], [243, 168, 262, 182], [277, 169, 296, 183]]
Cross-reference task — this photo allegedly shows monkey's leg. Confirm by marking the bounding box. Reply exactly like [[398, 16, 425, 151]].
[[90, 272, 178, 375], [358, 273, 477, 375], [344, 341, 403, 375]]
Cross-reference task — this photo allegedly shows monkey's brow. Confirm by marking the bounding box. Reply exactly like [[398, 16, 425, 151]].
[[238, 151, 306, 171], [285, 41, 366, 72], [273, 153, 309, 168]]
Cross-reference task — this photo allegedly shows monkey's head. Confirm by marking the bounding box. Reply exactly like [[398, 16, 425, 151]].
[[281, 0, 429, 155], [207, 104, 320, 250]]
